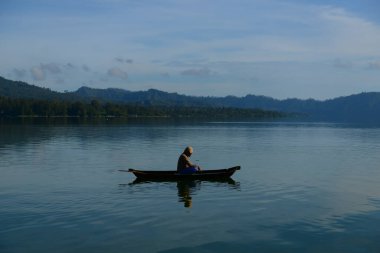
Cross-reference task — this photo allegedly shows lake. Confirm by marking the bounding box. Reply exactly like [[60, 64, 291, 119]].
[[1, 119, 380, 253]]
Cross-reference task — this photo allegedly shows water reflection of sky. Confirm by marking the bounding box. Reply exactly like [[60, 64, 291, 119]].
[[1, 120, 380, 252]]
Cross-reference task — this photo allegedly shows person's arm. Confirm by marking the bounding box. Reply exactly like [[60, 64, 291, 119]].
[[184, 155, 201, 171], [184, 155, 195, 167]]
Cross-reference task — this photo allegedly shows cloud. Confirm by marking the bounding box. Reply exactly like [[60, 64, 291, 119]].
[[3, 2, 380, 99], [13, 68, 27, 78], [318, 6, 380, 58], [29, 62, 62, 81], [115, 57, 123, 63], [65, 62, 75, 69], [64, 63, 90, 72], [161, 72, 170, 77], [41, 62, 61, 74], [180, 67, 211, 77], [82, 64, 90, 72], [333, 59, 352, 69], [107, 67, 128, 80], [30, 66, 46, 81], [115, 57, 133, 64], [367, 61, 380, 70]]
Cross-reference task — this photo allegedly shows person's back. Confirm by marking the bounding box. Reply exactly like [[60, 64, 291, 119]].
[[177, 146, 201, 174], [177, 153, 191, 171]]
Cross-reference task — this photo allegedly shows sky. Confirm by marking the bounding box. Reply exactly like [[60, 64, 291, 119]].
[[1, 0, 380, 99]]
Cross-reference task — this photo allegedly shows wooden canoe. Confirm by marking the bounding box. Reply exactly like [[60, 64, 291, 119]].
[[120, 166, 240, 180]]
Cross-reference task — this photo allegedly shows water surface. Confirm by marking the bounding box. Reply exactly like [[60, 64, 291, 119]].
[[1, 120, 380, 252]]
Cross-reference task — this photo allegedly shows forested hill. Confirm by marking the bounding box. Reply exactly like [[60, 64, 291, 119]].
[[0, 76, 62, 99], [1, 76, 380, 121], [74, 86, 209, 106]]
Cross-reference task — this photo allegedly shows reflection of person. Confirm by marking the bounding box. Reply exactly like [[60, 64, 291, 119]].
[[177, 146, 201, 174], [177, 181, 195, 208]]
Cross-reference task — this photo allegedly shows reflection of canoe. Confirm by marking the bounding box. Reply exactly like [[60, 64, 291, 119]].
[[120, 166, 240, 180], [130, 177, 238, 185]]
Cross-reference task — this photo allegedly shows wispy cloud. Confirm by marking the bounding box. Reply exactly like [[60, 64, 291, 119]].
[[367, 61, 380, 70], [107, 67, 128, 80], [114, 57, 133, 64], [41, 63, 61, 74], [180, 67, 211, 77], [82, 64, 90, 72], [317, 6, 380, 58], [65, 63, 75, 69], [2, 1, 380, 98], [30, 66, 45, 81], [333, 59, 352, 69], [29, 63, 61, 81]]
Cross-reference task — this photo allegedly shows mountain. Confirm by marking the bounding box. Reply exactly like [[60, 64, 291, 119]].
[[72, 86, 215, 106], [1, 76, 380, 122], [71, 85, 380, 122], [319, 93, 380, 122], [0, 76, 62, 99]]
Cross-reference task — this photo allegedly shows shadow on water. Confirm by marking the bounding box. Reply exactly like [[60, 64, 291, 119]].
[[125, 178, 240, 208]]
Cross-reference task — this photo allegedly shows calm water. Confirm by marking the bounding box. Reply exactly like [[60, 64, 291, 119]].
[[1, 120, 380, 252]]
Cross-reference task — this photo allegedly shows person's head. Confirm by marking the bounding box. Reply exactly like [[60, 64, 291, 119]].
[[183, 146, 193, 156]]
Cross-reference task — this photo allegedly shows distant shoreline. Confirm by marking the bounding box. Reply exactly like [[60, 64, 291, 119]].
[[0, 95, 288, 120], [3, 76, 380, 123]]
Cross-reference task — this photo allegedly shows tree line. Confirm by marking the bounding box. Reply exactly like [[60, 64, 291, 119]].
[[0, 96, 286, 119]]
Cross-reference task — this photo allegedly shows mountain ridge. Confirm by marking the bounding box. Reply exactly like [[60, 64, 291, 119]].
[[1, 76, 380, 122]]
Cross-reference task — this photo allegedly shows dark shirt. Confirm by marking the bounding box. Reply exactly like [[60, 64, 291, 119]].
[[177, 153, 194, 171]]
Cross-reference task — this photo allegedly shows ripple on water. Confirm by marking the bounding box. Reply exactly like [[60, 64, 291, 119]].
[[2, 122, 380, 253]]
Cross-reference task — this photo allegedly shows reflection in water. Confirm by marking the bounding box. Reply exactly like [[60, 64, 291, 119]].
[[177, 180, 198, 208], [128, 178, 240, 208], [177, 179, 240, 208], [3, 121, 380, 252]]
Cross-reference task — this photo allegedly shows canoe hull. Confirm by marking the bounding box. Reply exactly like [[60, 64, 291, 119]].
[[125, 166, 240, 180]]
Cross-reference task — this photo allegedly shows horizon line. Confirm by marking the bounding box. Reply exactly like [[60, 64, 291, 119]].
[[1, 76, 376, 102]]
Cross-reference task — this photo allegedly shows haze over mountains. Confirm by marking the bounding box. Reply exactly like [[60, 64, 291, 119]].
[[1, 76, 380, 122]]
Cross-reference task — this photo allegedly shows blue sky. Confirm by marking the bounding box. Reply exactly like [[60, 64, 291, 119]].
[[1, 0, 380, 99]]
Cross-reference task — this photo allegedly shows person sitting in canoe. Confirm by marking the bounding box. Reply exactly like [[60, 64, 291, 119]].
[[177, 146, 201, 174]]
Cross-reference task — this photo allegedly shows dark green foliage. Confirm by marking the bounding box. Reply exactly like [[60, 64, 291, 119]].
[[0, 96, 285, 119], [0, 76, 286, 119], [0, 76, 60, 100], [0, 76, 79, 101], [2, 76, 380, 122]]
